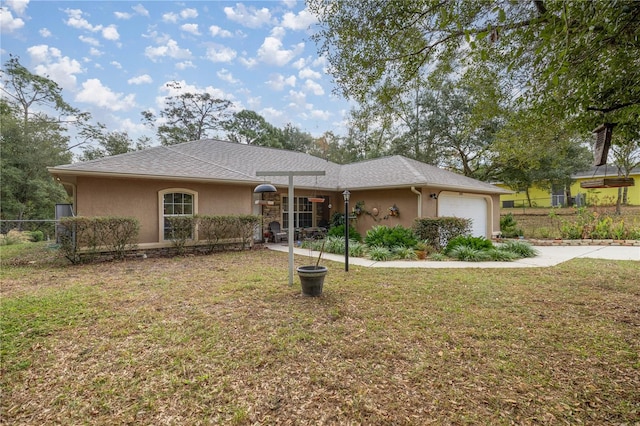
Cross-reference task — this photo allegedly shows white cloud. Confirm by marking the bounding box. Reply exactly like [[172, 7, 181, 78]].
[[158, 80, 235, 104], [144, 39, 192, 62], [257, 34, 304, 66], [111, 61, 122, 69], [76, 78, 136, 111], [209, 25, 232, 38], [217, 69, 238, 84], [266, 73, 296, 91], [26, 44, 83, 90], [162, 12, 178, 23], [260, 107, 284, 122], [281, 0, 296, 8], [132, 4, 149, 17], [6, 0, 29, 15], [287, 90, 309, 109], [180, 8, 198, 19], [247, 96, 261, 109], [205, 45, 237, 63], [309, 109, 331, 120], [79, 35, 100, 46], [224, 4, 273, 29], [0, 7, 25, 33], [102, 25, 119, 40], [163, 7, 197, 23], [64, 8, 102, 32], [239, 56, 258, 68], [292, 58, 306, 70], [175, 60, 195, 70], [180, 23, 200, 36], [114, 11, 132, 20], [299, 67, 321, 80], [39, 27, 52, 38], [303, 79, 324, 95], [128, 74, 152, 85], [89, 47, 102, 56], [281, 9, 317, 31]]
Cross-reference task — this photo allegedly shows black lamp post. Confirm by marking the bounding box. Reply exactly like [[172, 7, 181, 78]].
[[342, 190, 350, 272]]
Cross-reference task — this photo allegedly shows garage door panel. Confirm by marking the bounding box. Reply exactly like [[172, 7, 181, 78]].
[[438, 194, 487, 238]]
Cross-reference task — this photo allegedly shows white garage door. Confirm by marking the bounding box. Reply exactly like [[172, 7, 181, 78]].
[[438, 194, 488, 238]]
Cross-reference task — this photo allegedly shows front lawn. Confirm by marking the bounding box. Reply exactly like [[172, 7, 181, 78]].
[[1, 246, 639, 424]]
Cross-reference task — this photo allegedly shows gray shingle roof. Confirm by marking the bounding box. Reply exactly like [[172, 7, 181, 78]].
[[49, 139, 509, 194]]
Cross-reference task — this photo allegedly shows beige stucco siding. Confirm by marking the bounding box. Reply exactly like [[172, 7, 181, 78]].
[[73, 177, 252, 244]]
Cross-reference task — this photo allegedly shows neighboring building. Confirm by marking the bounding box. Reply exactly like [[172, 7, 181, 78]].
[[497, 165, 640, 208], [48, 139, 510, 248]]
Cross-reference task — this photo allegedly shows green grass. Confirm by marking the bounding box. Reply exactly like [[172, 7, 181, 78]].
[[1, 246, 639, 424]]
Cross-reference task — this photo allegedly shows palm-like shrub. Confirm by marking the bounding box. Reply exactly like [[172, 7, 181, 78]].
[[499, 240, 538, 258], [368, 246, 393, 261]]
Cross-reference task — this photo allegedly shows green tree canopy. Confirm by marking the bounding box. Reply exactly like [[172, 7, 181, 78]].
[[142, 81, 233, 146], [309, 0, 640, 124]]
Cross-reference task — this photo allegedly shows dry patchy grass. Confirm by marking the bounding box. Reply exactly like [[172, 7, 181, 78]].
[[1, 248, 639, 425]]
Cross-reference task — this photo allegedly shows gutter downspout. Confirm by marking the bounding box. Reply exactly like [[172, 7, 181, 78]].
[[411, 186, 422, 218]]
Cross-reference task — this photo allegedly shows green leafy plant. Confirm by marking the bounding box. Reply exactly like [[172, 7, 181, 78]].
[[448, 246, 490, 262], [444, 235, 494, 255], [364, 225, 417, 249], [486, 249, 520, 261], [327, 224, 361, 242], [367, 245, 393, 261], [413, 217, 471, 250], [391, 246, 417, 260], [499, 240, 538, 258], [500, 213, 522, 238]]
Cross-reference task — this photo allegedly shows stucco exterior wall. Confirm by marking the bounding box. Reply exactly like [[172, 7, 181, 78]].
[[73, 177, 252, 244]]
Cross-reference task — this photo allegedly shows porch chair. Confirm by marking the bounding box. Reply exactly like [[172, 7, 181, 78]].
[[268, 221, 287, 243]]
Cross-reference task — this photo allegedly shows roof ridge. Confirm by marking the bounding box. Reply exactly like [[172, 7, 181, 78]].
[[164, 144, 256, 180], [397, 156, 428, 182]]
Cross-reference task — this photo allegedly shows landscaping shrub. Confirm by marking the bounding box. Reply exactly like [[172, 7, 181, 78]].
[[166, 216, 195, 255], [364, 225, 417, 249], [93, 217, 139, 259], [486, 249, 520, 261], [500, 213, 523, 238], [444, 235, 493, 255], [448, 246, 490, 262], [413, 217, 471, 250], [391, 246, 418, 260], [26, 230, 44, 242], [349, 241, 367, 257], [499, 240, 538, 258], [328, 224, 361, 242], [58, 217, 101, 264], [368, 245, 393, 261]]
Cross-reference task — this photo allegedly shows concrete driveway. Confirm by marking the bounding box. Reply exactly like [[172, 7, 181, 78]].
[[267, 244, 640, 269]]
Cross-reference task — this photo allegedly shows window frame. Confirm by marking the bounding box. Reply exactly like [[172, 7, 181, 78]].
[[282, 196, 313, 229], [158, 188, 198, 242]]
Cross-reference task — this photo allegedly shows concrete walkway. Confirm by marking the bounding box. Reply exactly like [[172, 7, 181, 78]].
[[266, 243, 640, 269]]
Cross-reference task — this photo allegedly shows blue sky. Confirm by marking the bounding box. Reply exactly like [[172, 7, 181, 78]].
[[1, 0, 353, 148]]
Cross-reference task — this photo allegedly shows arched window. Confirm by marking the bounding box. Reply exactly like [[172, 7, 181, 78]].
[[159, 189, 198, 241]]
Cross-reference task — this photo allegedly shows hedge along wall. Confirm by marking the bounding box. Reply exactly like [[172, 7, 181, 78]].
[[413, 217, 472, 251], [58, 216, 140, 263], [168, 214, 260, 254], [59, 214, 261, 263]]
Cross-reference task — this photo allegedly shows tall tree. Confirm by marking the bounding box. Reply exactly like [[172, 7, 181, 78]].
[[224, 110, 276, 145], [142, 81, 233, 146], [78, 123, 150, 161], [494, 109, 592, 207], [309, 0, 640, 124], [1, 57, 86, 223]]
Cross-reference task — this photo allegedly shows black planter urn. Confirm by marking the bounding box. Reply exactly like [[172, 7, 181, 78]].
[[296, 265, 328, 297]]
